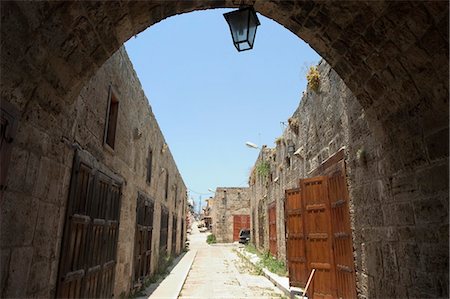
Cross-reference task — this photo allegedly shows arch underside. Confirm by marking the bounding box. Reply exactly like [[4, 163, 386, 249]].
[[0, 1, 448, 298]]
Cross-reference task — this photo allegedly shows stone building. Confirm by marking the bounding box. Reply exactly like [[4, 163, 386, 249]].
[[211, 187, 250, 243], [0, 47, 187, 298], [249, 60, 448, 298], [1, 1, 448, 298]]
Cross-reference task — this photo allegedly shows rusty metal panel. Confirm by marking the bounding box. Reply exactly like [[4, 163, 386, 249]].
[[233, 214, 250, 241], [56, 152, 122, 298]]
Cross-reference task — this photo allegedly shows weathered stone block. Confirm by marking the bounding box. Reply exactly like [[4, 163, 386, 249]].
[[425, 128, 449, 161], [26, 258, 50, 296], [4, 247, 34, 298], [383, 203, 415, 226], [0, 249, 11, 293], [0, 192, 39, 247], [32, 202, 60, 259], [417, 164, 448, 195], [413, 197, 447, 225]]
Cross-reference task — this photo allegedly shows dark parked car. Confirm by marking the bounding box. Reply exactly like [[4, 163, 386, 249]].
[[239, 229, 250, 244]]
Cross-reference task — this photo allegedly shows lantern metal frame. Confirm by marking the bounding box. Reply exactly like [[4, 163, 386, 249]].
[[223, 6, 261, 52]]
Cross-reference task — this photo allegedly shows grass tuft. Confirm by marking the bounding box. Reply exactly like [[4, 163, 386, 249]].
[[206, 234, 217, 244], [244, 244, 287, 277]]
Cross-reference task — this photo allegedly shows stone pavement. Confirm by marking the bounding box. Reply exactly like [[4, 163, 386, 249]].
[[149, 222, 286, 298]]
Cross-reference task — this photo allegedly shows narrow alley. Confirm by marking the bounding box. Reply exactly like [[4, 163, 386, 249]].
[[149, 223, 286, 298], [1, 2, 448, 299]]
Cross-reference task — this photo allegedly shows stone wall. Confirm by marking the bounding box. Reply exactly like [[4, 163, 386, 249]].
[[211, 187, 250, 243], [250, 60, 353, 260], [0, 47, 187, 298], [249, 60, 448, 298], [0, 1, 447, 297]]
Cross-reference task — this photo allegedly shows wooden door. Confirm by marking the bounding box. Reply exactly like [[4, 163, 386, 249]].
[[285, 188, 308, 287], [268, 202, 277, 257], [57, 152, 122, 298], [301, 176, 337, 299], [171, 214, 177, 255], [233, 215, 250, 241], [327, 161, 357, 299], [133, 193, 154, 286], [160, 207, 169, 254]]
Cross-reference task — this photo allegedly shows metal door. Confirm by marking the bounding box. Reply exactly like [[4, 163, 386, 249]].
[[285, 188, 308, 287], [233, 215, 250, 241]]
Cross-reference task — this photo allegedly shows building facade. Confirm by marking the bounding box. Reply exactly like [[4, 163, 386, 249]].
[[1, 47, 187, 298], [211, 187, 250, 243], [249, 60, 448, 298]]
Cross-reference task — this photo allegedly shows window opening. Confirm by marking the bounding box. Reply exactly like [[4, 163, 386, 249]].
[[105, 87, 119, 149], [146, 149, 153, 184], [165, 172, 169, 200]]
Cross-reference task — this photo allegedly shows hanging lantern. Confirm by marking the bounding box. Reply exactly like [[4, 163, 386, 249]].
[[223, 7, 261, 52]]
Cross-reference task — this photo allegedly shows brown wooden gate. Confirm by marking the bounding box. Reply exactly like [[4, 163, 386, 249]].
[[268, 202, 277, 257], [301, 176, 337, 298], [171, 214, 177, 255], [285, 188, 308, 287], [326, 160, 357, 299], [57, 151, 122, 298], [160, 207, 169, 254], [133, 193, 154, 286], [233, 214, 250, 241], [285, 150, 356, 298]]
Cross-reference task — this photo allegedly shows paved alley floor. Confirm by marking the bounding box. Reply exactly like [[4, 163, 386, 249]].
[[178, 224, 285, 299]]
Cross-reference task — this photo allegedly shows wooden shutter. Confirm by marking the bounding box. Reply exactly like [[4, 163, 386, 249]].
[[57, 152, 122, 298], [285, 188, 308, 287], [171, 214, 177, 255], [268, 202, 277, 257], [328, 160, 357, 299], [133, 193, 154, 286], [160, 207, 169, 253], [301, 176, 337, 298], [0, 101, 19, 199]]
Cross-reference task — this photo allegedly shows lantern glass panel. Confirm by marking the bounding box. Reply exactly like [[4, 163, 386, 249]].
[[224, 7, 260, 52]]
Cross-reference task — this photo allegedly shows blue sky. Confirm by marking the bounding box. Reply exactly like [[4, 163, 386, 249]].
[[125, 8, 320, 207]]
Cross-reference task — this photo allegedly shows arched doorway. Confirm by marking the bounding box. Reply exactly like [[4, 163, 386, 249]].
[[1, 1, 448, 298]]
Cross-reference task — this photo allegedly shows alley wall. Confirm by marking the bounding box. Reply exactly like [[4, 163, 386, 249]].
[[248, 59, 448, 297], [249, 60, 354, 261], [0, 47, 187, 298]]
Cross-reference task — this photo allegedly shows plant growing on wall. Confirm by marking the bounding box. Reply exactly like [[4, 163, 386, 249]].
[[306, 66, 320, 93], [275, 136, 284, 146], [256, 161, 270, 178], [288, 117, 299, 134]]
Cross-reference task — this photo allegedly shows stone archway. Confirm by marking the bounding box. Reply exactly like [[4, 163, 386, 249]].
[[1, 1, 448, 298]]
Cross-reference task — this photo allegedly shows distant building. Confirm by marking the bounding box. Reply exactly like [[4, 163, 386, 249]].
[[211, 187, 250, 243]]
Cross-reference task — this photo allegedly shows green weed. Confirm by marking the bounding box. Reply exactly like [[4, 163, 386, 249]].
[[206, 234, 217, 244]]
